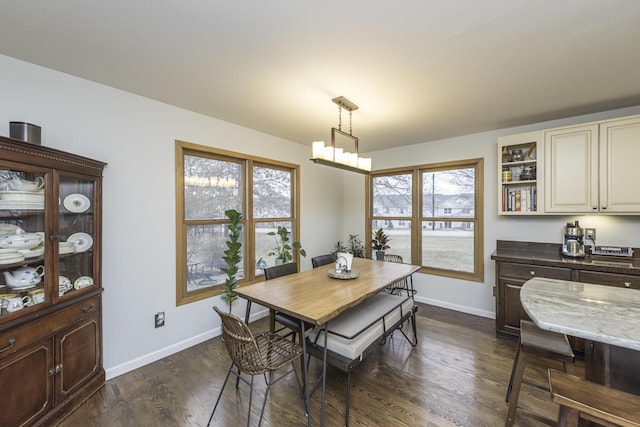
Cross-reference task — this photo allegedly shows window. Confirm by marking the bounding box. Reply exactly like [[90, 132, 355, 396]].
[[175, 141, 300, 305], [368, 158, 483, 282]]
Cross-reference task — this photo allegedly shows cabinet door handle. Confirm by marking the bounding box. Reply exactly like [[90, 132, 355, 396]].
[[602, 205, 607, 210], [592, 206, 598, 210], [82, 303, 96, 313], [624, 282, 631, 288], [530, 271, 535, 275], [55, 364, 62, 374], [0, 337, 16, 353]]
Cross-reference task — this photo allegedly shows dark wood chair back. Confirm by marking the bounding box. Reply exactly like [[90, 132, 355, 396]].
[[264, 262, 298, 280], [311, 254, 337, 268]]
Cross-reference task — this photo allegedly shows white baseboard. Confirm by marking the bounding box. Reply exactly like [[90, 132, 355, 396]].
[[105, 308, 270, 380], [414, 295, 495, 320]]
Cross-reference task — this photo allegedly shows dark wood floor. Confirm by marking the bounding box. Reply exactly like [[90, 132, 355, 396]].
[[59, 304, 582, 426]]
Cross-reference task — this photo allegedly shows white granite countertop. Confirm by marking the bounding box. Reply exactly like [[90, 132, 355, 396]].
[[521, 277, 640, 351]]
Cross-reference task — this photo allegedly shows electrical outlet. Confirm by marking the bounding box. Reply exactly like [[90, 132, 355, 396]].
[[585, 228, 596, 241], [155, 312, 165, 328]]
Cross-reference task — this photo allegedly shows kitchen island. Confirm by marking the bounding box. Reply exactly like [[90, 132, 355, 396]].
[[521, 277, 640, 394]]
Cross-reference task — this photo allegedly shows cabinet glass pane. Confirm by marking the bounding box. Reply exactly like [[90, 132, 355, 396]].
[[59, 176, 95, 298], [0, 168, 47, 317]]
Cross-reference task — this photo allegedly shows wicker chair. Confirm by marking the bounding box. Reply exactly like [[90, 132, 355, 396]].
[[311, 253, 336, 268], [208, 306, 304, 427]]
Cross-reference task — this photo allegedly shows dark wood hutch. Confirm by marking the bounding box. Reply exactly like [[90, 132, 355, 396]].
[[0, 135, 106, 426]]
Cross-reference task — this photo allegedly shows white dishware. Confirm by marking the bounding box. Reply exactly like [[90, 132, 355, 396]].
[[63, 193, 91, 213], [67, 232, 92, 252], [5, 296, 31, 313], [6, 177, 44, 192], [0, 190, 45, 203], [74, 275, 93, 290], [0, 253, 25, 265], [59, 241, 76, 255], [19, 246, 44, 258], [59, 275, 73, 295], [0, 223, 25, 235], [0, 200, 45, 210], [0, 230, 43, 250], [3, 265, 44, 289]]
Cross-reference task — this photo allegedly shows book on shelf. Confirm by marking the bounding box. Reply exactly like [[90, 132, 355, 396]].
[[502, 185, 537, 212]]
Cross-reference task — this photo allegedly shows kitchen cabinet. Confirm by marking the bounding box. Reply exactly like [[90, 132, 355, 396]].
[[495, 260, 571, 337], [497, 131, 542, 215], [544, 115, 640, 213], [492, 240, 640, 347], [0, 135, 105, 427]]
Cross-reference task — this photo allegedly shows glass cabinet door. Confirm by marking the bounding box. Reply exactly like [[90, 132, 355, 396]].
[[0, 167, 47, 318], [57, 175, 97, 299]]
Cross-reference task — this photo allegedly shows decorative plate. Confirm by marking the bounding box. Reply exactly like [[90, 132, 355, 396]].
[[67, 232, 93, 252], [327, 268, 360, 280], [74, 276, 94, 290], [63, 193, 91, 213]]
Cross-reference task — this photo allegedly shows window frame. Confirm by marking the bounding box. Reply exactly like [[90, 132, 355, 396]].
[[175, 140, 301, 306], [366, 158, 484, 282]]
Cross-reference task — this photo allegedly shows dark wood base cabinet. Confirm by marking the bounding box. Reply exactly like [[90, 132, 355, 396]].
[[492, 240, 640, 352], [0, 293, 104, 427]]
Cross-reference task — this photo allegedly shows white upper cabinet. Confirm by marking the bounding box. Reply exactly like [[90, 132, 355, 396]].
[[599, 116, 640, 212], [543, 115, 640, 214]]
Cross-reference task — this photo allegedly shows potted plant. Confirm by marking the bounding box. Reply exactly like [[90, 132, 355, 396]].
[[221, 209, 242, 310], [333, 234, 365, 258], [267, 226, 306, 265], [371, 228, 390, 261]]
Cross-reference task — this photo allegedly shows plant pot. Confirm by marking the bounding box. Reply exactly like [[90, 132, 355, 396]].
[[375, 250, 385, 261]]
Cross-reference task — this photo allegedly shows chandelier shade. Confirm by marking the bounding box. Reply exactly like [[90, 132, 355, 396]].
[[310, 96, 371, 174]]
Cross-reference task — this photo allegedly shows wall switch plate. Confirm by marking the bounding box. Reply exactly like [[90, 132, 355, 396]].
[[585, 228, 596, 241], [155, 312, 165, 328]]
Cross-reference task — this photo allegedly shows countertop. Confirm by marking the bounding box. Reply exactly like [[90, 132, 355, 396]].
[[491, 240, 640, 276], [521, 277, 640, 351]]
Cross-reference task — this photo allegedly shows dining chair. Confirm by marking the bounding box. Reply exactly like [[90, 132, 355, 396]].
[[311, 253, 336, 268], [383, 254, 414, 297], [263, 262, 308, 339], [208, 306, 304, 427]]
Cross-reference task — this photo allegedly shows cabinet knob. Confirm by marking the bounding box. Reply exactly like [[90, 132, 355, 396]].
[[602, 205, 607, 210], [55, 364, 62, 374], [592, 206, 598, 210], [0, 337, 16, 353], [530, 271, 535, 275], [82, 303, 96, 313], [624, 282, 631, 288]]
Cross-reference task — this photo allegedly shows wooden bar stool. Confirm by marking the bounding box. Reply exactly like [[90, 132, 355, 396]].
[[549, 369, 640, 427], [505, 320, 575, 427]]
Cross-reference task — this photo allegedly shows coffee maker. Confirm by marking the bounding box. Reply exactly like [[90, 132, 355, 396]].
[[562, 221, 585, 258]]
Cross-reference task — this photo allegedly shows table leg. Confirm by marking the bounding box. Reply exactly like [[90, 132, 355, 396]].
[[300, 320, 312, 427], [320, 321, 328, 426]]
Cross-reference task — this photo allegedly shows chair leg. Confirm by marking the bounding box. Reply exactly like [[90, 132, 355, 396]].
[[247, 375, 254, 427], [258, 371, 273, 426], [505, 344, 527, 427], [208, 361, 234, 427], [505, 342, 522, 403]]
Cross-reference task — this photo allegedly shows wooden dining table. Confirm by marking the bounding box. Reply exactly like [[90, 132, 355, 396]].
[[236, 257, 420, 426], [520, 277, 640, 394]]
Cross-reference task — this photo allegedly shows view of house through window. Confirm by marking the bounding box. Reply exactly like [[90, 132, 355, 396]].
[[369, 158, 483, 281], [176, 141, 300, 305]]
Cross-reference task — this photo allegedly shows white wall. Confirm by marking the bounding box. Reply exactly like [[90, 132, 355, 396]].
[[0, 54, 345, 378], [350, 105, 640, 318]]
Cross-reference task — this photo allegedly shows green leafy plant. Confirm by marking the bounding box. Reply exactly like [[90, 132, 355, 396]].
[[371, 228, 391, 251], [221, 209, 242, 309], [334, 234, 365, 258], [267, 226, 306, 264]]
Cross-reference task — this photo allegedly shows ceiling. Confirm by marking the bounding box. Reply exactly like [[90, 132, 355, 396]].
[[1, 1, 640, 152]]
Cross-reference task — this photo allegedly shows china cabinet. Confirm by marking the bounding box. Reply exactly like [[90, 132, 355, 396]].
[[0, 135, 105, 427], [544, 115, 640, 213], [497, 131, 542, 215]]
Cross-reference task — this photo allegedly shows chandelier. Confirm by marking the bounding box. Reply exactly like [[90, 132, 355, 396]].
[[310, 96, 371, 174]]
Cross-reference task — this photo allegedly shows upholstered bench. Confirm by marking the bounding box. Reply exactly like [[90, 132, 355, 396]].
[[306, 292, 417, 426]]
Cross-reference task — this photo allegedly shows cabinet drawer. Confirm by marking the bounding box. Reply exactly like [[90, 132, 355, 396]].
[[0, 296, 100, 359], [578, 270, 640, 289], [498, 262, 572, 281]]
